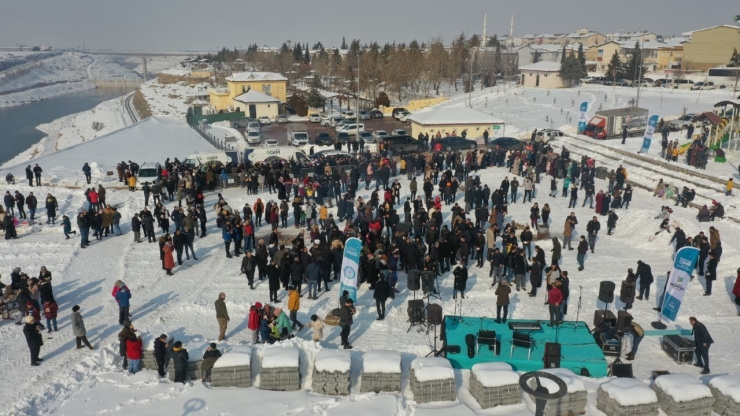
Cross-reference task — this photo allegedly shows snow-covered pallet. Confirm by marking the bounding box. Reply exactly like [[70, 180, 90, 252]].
[[312, 349, 351, 396], [259, 346, 300, 391], [709, 375, 740, 416], [210, 348, 253, 388], [166, 342, 211, 382], [141, 349, 157, 371], [469, 363, 521, 409], [652, 374, 714, 416], [530, 368, 587, 416], [360, 350, 402, 393], [596, 378, 659, 416], [409, 357, 456, 404]]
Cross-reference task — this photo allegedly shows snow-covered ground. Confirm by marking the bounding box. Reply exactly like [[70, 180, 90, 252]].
[[123, 56, 186, 78], [0, 52, 141, 108], [139, 77, 210, 118]]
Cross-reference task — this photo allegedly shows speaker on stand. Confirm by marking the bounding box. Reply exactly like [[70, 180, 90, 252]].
[[407, 299, 426, 333], [599, 281, 616, 304], [407, 269, 420, 300], [425, 303, 444, 357]]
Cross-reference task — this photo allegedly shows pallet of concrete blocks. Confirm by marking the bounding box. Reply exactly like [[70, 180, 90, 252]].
[[709, 374, 740, 416], [652, 373, 715, 416], [210, 345, 253, 388], [259, 346, 300, 391], [141, 334, 159, 371], [312, 349, 351, 396], [409, 357, 456, 404], [167, 341, 210, 382], [468, 362, 521, 409], [597, 378, 659, 416], [529, 368, 588, 416], [360, 350, 402, 393]]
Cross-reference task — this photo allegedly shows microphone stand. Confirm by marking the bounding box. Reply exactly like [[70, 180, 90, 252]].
[[573, 285, 583, 332]]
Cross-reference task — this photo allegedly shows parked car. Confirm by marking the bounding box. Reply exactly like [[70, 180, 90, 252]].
[[536, 129, 564, 143], [669, 114, 698, 130], [391, 129, 408, 136], [368, 109, 384, 119], [232, 118, 249, 129], [433, 136, 477, 151], [336, 132, 351, 142], [310, 150, 351, 160], [247, 121, 260, 130], [276, 114, 288, 123], [638, 77, 656, 87], [488, 137, 525, 151], [358, 131, 374, 144], [246, 130, 261, 145], [358, 110, 371, 120], [372, 130, 389, 143], [392, 107, 408, 120], [383, 135, 426, 155], [398, 111, 411, 122], [692, 81, 715, 90], [258, 116, 272, 125], [341, 111, 356, 120], [137, 162, 162, 183], [308, 113, 321, 123], [338, 123, 365, 135], [264, 139, 278, 147], [315, 132, 334, 146], [323, 116, 343, 127]]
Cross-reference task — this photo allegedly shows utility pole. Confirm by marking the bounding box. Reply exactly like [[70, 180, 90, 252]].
[[482, 13, 487, 49], [635, 34, 645, 108], [356, 53, 360, 119]]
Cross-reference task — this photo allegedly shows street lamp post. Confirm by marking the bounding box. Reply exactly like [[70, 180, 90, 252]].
[[635, 34, 645, 108], [356, 53, 360, 118]]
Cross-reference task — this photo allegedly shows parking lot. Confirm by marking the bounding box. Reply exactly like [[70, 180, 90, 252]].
[[235, 117, 413, 147]]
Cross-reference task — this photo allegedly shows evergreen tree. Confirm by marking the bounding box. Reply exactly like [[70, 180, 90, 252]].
[[374, 91, 390, 108], [561, 44, 567, 64], [607, 50, 623, 83], [533, 50, 540, 64], [304, 47, 311, 65], [293, 43, 303, 62], [341, 36, 348, 49], [306, 88, 326, 109], [572, 48, 587, 82], [728, 48, 739, 67], [624, 41, 644, 84], [577, 44, 586, 67]]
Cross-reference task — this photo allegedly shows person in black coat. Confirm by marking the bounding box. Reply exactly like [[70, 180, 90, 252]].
[[373, 274, 391, 320], [529, 257, 542, 297], [290, 257, 304, 294], [453, 262, 468, 299], [153, 334, 169, 378], [172, 230, 187, 265], [635, 260, 653, 300], [266, 260, 281, 302], [703, 254, 717, 296], [690, 317, 713, 374], [670, 227, 686, 254], [23, 316, 43, 366], [171, 341, 189, 383]]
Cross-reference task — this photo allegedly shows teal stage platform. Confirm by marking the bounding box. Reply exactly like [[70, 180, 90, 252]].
[[442, 316, 609, 378]]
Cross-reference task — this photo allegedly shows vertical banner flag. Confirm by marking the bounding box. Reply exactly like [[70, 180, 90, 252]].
[[660, 246, 700, 321], [640, 114, 660, 154], [578, 102, 589, 133], [339, 237, 362, 303]]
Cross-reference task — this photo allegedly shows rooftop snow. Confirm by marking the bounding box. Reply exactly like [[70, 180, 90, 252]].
[[407, 107, 505, 125], [233, 89, 280, 103], [519, 61, 562, 72], [226, 71, 287, 82]]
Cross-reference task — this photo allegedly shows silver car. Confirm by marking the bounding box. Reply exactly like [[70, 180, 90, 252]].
[[358, 131, 374, 143], [372, 130, 389, 143]]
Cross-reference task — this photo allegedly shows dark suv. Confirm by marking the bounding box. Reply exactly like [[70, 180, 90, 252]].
[[368, 109, 384, 119], [487, 137, 525, 151], [383, 135, 426, 155]]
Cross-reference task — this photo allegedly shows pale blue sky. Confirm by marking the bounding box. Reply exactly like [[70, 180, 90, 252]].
[[2, 0, 737, 51]]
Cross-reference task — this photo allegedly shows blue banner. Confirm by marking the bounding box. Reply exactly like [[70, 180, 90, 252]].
[[577, 102, 589, 133], [339, 237, 362, 303], [661, 247, 700, 321], [640, 114, 660, 154]]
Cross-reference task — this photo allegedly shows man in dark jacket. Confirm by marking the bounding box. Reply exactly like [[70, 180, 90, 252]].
[[586, 216, 600, 253], [171, 341, 189, 383], [26, 192, 37, 221], [373, 274, 391, 320], [635, 260, 653, 300], [131, 214, 142, 243], [15, 191, 26, 219], [153, 334, 168, 378], [339, 298, 355, 349], [529, 257, 542, 297], [670, 227, 686, 254], [453, 262, 468, 299], [23, 315, 43, 366], [690, 317, 713, 374], [173, 230, 187, 265], [576, 236, 589, 271], [495, 282, 511, 323], [266, 259, 281, 302]]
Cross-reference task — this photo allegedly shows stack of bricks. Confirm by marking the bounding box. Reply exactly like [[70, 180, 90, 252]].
[[258, 346, 301, 391], [468, 363, 521, 409], [209, 346, 253, 388], [529, 369, 587, 416], [596, 378, 659, 416], [409, 357, 456, 404], [709, 375, 740, 416], [360, 350, 401, 393], [311, 349, 351, 396], [653, 374, 714, 416]]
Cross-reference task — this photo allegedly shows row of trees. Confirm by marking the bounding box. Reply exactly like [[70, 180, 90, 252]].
[[197, 33, 518, 105], [605, 42, 647, 85], [558, 44, 587, 86]]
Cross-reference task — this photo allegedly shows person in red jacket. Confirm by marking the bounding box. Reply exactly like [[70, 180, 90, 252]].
[[43, 300, 58, 333], [733, 268, 740, 315], [248, 302, 263, 344], [548, 281, 563, 327], [126, 335, 143, 373]]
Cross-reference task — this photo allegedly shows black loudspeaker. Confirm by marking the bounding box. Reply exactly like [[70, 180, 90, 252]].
[[598, 281, 616, 304], [465, 334, 476, 358], [443, 345, 461, 354], [620, 280, 636, 304], [477, 330, 497, 346], [593, 310, 617, 328], [396, 222, 412, 234], [427, 304, 443, 325], [544, 342, 561, 368], [407, 270, 420, 291], [513, 332, 532, 348], [617, 310, 633, 333], [407, 300, 425, 322], [421, 271, 436, 293], [611, 363, 634, 378]]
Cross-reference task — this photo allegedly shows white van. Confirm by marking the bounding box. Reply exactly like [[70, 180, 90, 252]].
[[183, 151, 233, 167], [136, 162, 161, 183], [244, 146, 309, 165], [673, 79, 695, 90]]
